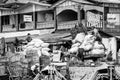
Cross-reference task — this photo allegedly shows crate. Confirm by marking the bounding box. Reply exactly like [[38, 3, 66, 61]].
[[0, 65, 5, 75], [7, 65, 23, 77], [0, 56, 8, 63]]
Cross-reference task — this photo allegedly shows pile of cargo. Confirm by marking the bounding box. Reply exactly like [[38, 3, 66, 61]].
[[68, 32, 105, 55], [2, 38, 51, 77], [23, 38, 50, 57], [23, 38, 51, 71]]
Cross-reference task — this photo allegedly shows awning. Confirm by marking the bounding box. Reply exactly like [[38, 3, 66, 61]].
[[39, 32, 72, 43]]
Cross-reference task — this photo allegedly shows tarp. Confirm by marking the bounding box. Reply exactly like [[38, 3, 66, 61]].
[[39, 32, 72, 43]]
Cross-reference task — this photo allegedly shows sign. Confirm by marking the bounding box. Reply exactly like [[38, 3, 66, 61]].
[[109, 8, 120, 13], [87, 12, 101, 22], [87, 11, 103, 28], [107, 13, 120, 25], [107, 13, 120, 28], [104, 3, 119, 8], [24, 15, 32, 22]]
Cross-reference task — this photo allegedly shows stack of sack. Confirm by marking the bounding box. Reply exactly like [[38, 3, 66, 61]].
[[22, 38, 51, 71], [23, 38, 50, 57], [91, 41, 105, 55], [69, 31, 106, 56], [80, 33, 96, 51], [69, 32, 96, 53], [68, 33, 85, 53]]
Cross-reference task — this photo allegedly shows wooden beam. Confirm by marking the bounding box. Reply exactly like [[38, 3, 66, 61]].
[[77, 4, 81, 25], [0, 10, 2, 32], [0, 16, 2, 32], [103, 4, 105, 31], [85, 10, 87, 28], [16, 14, 19, 31], [54, 8, 57, 30], [33, 4, 36, 29]]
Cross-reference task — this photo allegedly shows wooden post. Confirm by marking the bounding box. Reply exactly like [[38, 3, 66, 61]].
[[85, 10, 87, 28], [0, 10, 2, 32], [16, 14, 19, 31], [0, 19, 1, 32], [103, 4, 105, 31], [54, 8, 57, 31], [77, 4, 81, 25], [33, 4, 36, 29]]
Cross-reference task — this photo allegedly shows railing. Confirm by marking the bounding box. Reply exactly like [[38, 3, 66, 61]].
[[19, 22, 34, 30], [87, 21, 103, 29], [57, 20, 78, 29], [2, 25, 16, 32], [37, 21, 54, 29]]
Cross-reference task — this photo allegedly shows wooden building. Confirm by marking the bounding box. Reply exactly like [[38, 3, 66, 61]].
[[0, 0, 120, 36], [51, 0, 103, 30], [0, 1, 54, 32]]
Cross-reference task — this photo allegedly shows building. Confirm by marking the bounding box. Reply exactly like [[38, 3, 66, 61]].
[[89, 0, 120, 36], [0, 0, 120, 38], [0, 0, 54, 40]]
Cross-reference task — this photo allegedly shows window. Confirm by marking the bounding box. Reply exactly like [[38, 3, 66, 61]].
[[2, 15, 10, 25]]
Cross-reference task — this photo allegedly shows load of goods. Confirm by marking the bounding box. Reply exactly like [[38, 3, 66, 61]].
[[0, 28, 120, 80], [0, 38, 68, 80], [67, 28, 119, 80]]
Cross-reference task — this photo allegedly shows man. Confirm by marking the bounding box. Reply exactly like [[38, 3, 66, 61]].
[[26, 33, 32, 43], [92, 26, 102, 42], [0, 37, 6, 56], [14, 37, 20, 52]]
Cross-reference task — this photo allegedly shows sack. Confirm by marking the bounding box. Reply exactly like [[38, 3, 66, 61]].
[[71, 43, 81, 48], [41, 50, 50, 56], [93, 41, 104, 49], [34, 42, 42, 48], [32, 38, 44, 43], [82, 44, 93, 51], [68, 47, 79, 53], [27, 41, 35, 47], [73, 33, 85, 43], [42, 48, 50, 52], [41, 43, 49, 48], [91, 49, 104, 54], [84, 34, 96, 44]]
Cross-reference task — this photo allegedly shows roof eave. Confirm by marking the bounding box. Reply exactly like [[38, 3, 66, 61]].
[[51, 0, 94, 9], [51, 0, 67, 9], [15, 2, 52, 11]]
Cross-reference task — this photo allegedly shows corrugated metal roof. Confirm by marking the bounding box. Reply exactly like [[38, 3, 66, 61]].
[[15, 1, 51, 11], [72, 0, 93, 4], [39, 32, 71, 43], [0, 7, 13, 10], [28, 1, 51, 6], [6, 0, 39, 4], [91, 0, 120, 4], [51, 0, 93, 8], [6, 0, 30, 4]]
